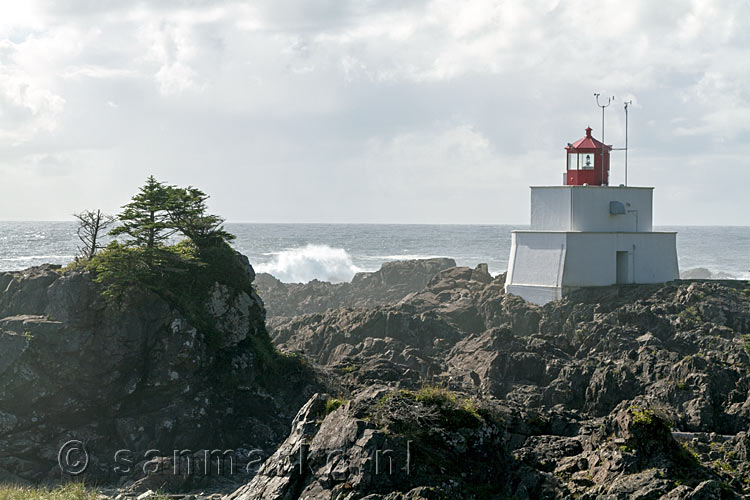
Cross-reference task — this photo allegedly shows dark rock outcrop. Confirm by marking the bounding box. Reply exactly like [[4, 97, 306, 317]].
[[5, 256, 750, 499], [255, 258, 456, 318], [271, 270, 750, 434], [0, 263, 320, 488], [227, 389, 736, 500], [256, 264, 750, 498], [227, 387, 517, 500]]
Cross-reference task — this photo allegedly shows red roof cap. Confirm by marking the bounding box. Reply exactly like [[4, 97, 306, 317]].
[[567, 127, 611, 151]]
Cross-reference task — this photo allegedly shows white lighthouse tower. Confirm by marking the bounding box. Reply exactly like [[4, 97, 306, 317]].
[[504, 127, 679, 305]]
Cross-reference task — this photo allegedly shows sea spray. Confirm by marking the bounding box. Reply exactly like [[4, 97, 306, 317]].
[[256, 244, 364, 283]]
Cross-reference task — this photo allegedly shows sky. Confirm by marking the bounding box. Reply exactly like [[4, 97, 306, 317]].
[[0, 0, 748, 225]]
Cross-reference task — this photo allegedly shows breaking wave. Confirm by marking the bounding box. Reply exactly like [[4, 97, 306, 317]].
[[256, 244, 364, 283]]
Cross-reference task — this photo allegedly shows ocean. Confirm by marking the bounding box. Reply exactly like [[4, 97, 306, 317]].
[[0, 222, 748, 282]]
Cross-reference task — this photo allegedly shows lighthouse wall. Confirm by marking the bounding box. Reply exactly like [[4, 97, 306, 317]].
[[561, 232, 679, 287], [530, 186, 654, 232], [505, 230, 679, 305], [530, 187, 572, 230], [505, 232, 567, 305]]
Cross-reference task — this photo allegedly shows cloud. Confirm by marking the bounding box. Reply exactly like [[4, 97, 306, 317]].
[[0, 51, 66, 143], [362, 124, 498, 190], [62, 66, 139, 80], [0, 0, 747, 223]]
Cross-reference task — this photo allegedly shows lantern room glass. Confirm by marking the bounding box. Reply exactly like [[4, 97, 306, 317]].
[[568, 153, 595, 170]]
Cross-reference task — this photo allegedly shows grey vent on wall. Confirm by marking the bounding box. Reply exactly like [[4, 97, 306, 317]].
[[609, 201, 626, 215]]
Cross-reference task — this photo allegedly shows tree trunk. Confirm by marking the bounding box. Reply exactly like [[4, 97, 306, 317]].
[[88, 210, 101, 259]]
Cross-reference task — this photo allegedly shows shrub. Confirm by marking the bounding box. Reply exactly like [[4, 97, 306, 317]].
[[398, 385, 483, 430], [678, 305, 703, 326], [325, 398, 347, 415], [677, 441, 701, 468], [411, 385, 457, 406], [0, 482, 125, 500], [631, 407, 656, 426], [742, 334, 750, 356]]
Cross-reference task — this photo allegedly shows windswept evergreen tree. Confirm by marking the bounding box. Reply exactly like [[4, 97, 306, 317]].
[[165, 186, 235, 247], [110, 176, 176, 249], [92, 176, 239, 300]]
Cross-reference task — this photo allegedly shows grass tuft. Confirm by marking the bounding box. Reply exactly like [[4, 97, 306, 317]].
[[325, 397, 347, 415], [0, 483, 170, 500], [742, 334, 750, 356]]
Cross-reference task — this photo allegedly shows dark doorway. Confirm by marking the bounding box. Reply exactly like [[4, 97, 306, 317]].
[[616, 251, 629, 284]]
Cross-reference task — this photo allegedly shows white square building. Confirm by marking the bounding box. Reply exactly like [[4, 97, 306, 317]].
[[505, 185, 679, 305]]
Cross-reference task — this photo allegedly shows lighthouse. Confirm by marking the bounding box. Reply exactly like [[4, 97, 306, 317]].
[[504, 127, 679, 305]]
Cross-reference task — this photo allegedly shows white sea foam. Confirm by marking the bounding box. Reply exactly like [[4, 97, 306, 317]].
[[2, 255, 74, 261], [256, 244, 363, 283], [363, 254, 443, 261]]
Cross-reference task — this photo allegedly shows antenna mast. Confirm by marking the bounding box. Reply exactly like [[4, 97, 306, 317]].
[[594, 93, 614, 185], [624, 100, 632, 186]]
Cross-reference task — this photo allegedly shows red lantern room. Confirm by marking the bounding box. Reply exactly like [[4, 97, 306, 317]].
[[564, 127, 611, 186]]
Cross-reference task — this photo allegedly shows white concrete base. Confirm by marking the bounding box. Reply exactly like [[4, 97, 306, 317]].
[[505, 230, 679, 305], [505, 284, 563, 305]]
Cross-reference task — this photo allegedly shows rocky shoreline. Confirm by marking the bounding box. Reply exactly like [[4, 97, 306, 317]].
[[1, 258, 750, 498]]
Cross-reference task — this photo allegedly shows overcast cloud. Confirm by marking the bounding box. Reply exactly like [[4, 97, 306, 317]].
[[0, 0, 748, 224]]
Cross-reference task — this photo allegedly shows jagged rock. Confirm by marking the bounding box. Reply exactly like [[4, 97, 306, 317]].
[[6, 256, 750, 498], [0, 263, 320, 486], [255, 258, 456, 318], [206, 282, 266, 347], [259, 263, 750, 498], [226, 387, 517, 500]]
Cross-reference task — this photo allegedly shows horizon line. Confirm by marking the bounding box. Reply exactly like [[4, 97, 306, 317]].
[[1, 220, 749, 228]]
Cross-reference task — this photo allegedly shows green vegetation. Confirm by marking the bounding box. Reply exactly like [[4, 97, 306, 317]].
[[397, 385, 484, 430], [66, 176, 316, 385], [86, 238, 249, 349], [109, 175, 177, 249], [325, 398, 347, 415], [339, 364, 358, 374], [110, 176, 234, 250], [712, 460, 734, 473], [405, 385, 457, 405], [678, 305, 703, 326], [675, 440, 701, 471], [627, 404, 683, 470], [375, 391, 393, 410], [80, 177, 236, 299], [0, 483, 172, 500], [70, 176, 253, 348], [742, 334, 750, 356], [0, 483, 95, 500], [368, 387, 509, 500], [630, 406, 671, 429]]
